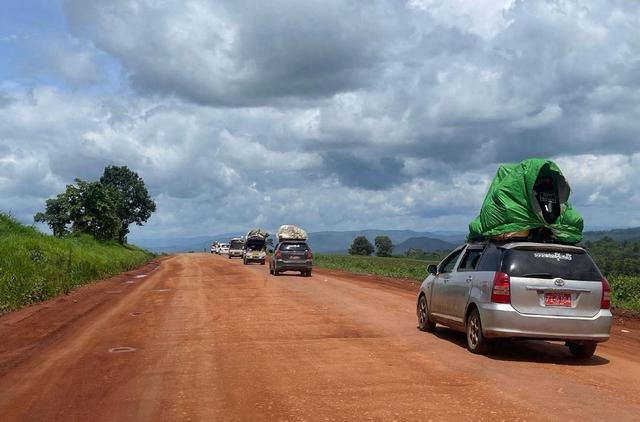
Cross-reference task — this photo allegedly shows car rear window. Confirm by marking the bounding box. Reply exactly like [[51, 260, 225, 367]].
[[246, 239, 265, 251], [230, 241, 244, 248], [280, 242, 309, 251], [501, 248, 602, 281]]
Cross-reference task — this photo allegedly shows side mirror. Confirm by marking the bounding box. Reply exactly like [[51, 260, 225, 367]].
[[427, 264, 437, 275]]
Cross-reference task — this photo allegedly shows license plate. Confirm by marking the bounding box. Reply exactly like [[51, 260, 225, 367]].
[[290, 256, 300, 260], [544, 292, 571, 307]]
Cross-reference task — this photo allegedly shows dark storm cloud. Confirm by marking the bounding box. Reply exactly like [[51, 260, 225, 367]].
[[323, 153, 405, 190], [62, 0, 389, 106]]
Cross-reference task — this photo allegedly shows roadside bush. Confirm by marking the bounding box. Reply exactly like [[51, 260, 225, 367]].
[[609, 275, 640, 312]]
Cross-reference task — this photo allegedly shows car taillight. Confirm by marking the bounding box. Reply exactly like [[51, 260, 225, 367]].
[[601, 277, 611, 309], [306, 250, 313, 260], [275, 250, 282, 260], [491, 272, 510, 304]]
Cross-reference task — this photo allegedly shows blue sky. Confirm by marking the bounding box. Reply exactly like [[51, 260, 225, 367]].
[[2, 0, 640, 240]]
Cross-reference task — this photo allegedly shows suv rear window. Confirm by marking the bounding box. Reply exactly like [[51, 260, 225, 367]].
[[501, 248, 602, 281], [280, 242, 309, 251]]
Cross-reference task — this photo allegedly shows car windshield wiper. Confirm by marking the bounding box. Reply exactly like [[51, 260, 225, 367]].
[[520, 272, 555, 279]]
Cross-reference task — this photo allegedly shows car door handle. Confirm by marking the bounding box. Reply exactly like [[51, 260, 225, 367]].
[[443, 278, 450, 283]]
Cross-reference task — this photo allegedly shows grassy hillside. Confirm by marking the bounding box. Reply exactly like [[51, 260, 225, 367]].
[[314, 254, 438, 281], [0, 213, 154, 314]]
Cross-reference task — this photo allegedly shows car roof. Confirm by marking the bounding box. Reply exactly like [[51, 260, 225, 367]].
[[500, 242, 584, 252], [461, 240, 585, 253]]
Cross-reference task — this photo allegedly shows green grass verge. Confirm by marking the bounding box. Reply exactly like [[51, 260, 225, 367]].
[[314, 254, 437, 281], [0, 213, 154, 314], [315, 254, 640, 312], [609, 275, 640, 312]]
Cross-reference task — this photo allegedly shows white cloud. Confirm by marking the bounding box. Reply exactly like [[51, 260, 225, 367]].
[[2, 0, 640, 237]]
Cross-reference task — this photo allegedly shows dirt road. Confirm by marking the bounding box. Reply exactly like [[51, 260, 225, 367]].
[[1, 254, 639, 421]]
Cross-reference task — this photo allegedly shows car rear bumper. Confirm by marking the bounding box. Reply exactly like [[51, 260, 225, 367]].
[[229, 251, 243, 257], [276, 260, 312, 271], [479, 303, 612, 342], [245, 255, 265, 262]]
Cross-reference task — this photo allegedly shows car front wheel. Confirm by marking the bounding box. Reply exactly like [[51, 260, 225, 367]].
[[417, 295, 436, 333]]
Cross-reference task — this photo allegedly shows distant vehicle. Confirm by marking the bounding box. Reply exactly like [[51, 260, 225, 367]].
[[270, 241, 313, 277], [244, 229, 269, 265], [228, 238, 244, 259], [211, 241, 218, 254], [218, 243, 230, 255], [416, 241, 612, 358]]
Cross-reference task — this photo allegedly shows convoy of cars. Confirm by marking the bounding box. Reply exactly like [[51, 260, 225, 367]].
[[211, 225, 313, 272]]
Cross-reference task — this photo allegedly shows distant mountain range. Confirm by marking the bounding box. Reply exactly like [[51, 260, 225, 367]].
[[131, 226, 640, 254], [131, 229, 465, 254]]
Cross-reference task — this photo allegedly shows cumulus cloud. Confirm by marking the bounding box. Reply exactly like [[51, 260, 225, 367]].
[[2, 0, 640, 237], [63, 0, 386, 105]]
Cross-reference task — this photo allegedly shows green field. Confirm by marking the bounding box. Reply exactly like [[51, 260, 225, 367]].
[[0, 213, 154, 314], [315, 254, 640, 312], [314, 254, 437, 281]]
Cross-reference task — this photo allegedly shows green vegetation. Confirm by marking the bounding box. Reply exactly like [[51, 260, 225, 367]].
[[584, 237, 640, 312], [404, 248, 448, 261], [608, 276, 640, 312], [584, 237, 640, 276], [374, 235, 393, 257], [348, 236, 374, 256], [315, 254, 438, 280], [35, 166, 156, 244], [0, 213, 154, 314]]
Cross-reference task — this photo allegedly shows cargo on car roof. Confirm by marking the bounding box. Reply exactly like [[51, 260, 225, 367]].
[[468, 158, 584, 244], [276, 225, 307, 243], [246, 228, 269, 240]]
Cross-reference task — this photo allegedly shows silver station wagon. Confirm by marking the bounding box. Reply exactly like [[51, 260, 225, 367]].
[[416, 241, 612, 358]]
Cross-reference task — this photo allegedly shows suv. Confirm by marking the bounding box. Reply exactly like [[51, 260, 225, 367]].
[[228, 238, 244, 259], [218, 243, 229, 254], [270, 241, 313, 277], [416, 241, 612, 358]]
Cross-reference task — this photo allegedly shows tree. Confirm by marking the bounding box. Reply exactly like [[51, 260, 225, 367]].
[[34, 179, 121, 241], [348, 236, 374, 256], [68, 179, 121, 241], [34, 196, 71, 237], [374, 236, 393, 257], [100, 166, 156, 244]]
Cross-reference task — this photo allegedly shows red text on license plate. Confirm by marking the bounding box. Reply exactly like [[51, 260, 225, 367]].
[[544, 292, 571, 307]]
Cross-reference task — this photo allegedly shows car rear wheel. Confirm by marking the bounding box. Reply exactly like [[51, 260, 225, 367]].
[[417, 295, 436, 333], [567, 342, 597, 359], [466, 308, 491, 354], [306, 270, 312, 277]]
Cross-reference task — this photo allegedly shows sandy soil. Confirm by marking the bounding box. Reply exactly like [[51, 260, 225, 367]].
[[0, 253, 639, 421]]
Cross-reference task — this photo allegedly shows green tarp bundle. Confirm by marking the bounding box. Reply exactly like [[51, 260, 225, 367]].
[[468, 158, 584, 244]]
